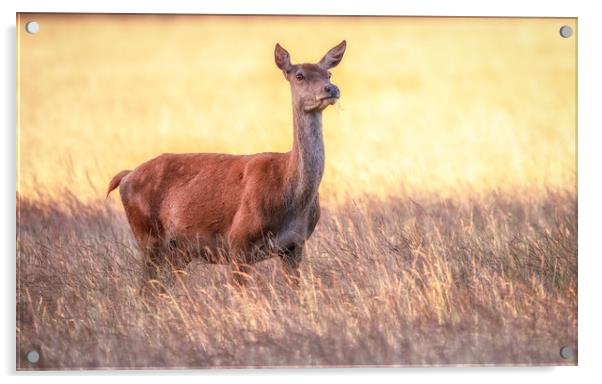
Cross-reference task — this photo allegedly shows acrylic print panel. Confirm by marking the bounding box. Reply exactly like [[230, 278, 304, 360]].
[[16, 14, 577, 369]]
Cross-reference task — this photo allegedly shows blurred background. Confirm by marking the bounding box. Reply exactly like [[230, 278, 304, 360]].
[[17, 14, 576, 203]]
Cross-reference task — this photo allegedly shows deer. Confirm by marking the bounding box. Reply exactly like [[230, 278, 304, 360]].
[[107, 40, 346, 289]]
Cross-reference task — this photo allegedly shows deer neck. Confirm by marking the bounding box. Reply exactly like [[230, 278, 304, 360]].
[[287, 104, 325, 206]]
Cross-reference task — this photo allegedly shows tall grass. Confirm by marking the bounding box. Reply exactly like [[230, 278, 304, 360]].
[[17, 189, 577, 368]]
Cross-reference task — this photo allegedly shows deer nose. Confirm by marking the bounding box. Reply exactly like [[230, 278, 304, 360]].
[[324, 84, 340, 98]]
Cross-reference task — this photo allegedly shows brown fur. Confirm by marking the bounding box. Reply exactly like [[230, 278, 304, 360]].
[[108, 41, 346, 286]]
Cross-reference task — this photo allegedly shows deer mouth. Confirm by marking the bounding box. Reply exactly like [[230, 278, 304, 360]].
[[303, 96, 339, 112], [319, 96, 339, 105], [320, 95, 339, 101], [315, 96, 339, 111]]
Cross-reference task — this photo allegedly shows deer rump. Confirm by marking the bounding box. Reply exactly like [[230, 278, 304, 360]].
[[109, 152, 320, 265]]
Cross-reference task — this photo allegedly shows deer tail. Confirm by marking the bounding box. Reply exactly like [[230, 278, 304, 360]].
[[106, 170, 131, 198]]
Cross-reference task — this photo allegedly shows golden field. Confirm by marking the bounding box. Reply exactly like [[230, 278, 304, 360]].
[[17, 14, 575, 201], [16, 14, 577, 369]]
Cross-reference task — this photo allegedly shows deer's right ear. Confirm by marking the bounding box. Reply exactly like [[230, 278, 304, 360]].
[[318, 40, 346, 70], [275, 43, 292, 72]]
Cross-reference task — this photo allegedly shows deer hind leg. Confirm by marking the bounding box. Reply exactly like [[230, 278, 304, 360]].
[[140, 238, 190, 293], [280, 242, 304, 287], [139, 241, 169, 294], [164, 239, 193, 286]]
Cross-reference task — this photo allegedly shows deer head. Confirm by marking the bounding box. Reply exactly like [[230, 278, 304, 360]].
[[275, 40, 346, 113]]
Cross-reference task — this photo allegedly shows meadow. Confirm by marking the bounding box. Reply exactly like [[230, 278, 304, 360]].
[[16, 15, 577, 368]]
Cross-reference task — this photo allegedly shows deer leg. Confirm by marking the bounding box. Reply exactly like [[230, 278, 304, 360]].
[[140, 237, 194, 292], [227, 220, 257, 288], [163, 239, 192, 286], [143, 252, 159, 281], [227, 240, 253, 287], [140, 243, 170, 294], [280, 242, 303, 287]]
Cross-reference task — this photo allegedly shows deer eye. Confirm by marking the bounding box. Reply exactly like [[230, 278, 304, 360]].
[[295, 73, 304, 81]]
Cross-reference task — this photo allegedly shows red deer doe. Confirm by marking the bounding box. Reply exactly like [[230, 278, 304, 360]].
[[107, 41, 346, 288]]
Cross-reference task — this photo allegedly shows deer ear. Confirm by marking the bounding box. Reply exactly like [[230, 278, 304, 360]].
[[318, 40, 346, 69], [275, 43, 292, 72]]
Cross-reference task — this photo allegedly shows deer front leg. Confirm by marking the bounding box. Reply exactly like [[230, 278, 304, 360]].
[[280, 242, 304, 288], [227, 205, 272, 287], [227, 227, 256, 288]]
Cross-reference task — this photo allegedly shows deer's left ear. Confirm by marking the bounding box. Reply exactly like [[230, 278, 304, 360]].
[[318, 40, 346, 70], [275, 43, 292, 72]]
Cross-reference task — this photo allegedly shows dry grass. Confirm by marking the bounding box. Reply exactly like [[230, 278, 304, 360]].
[[16, 14, 577, 369], [17, 189, 576, 369]]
